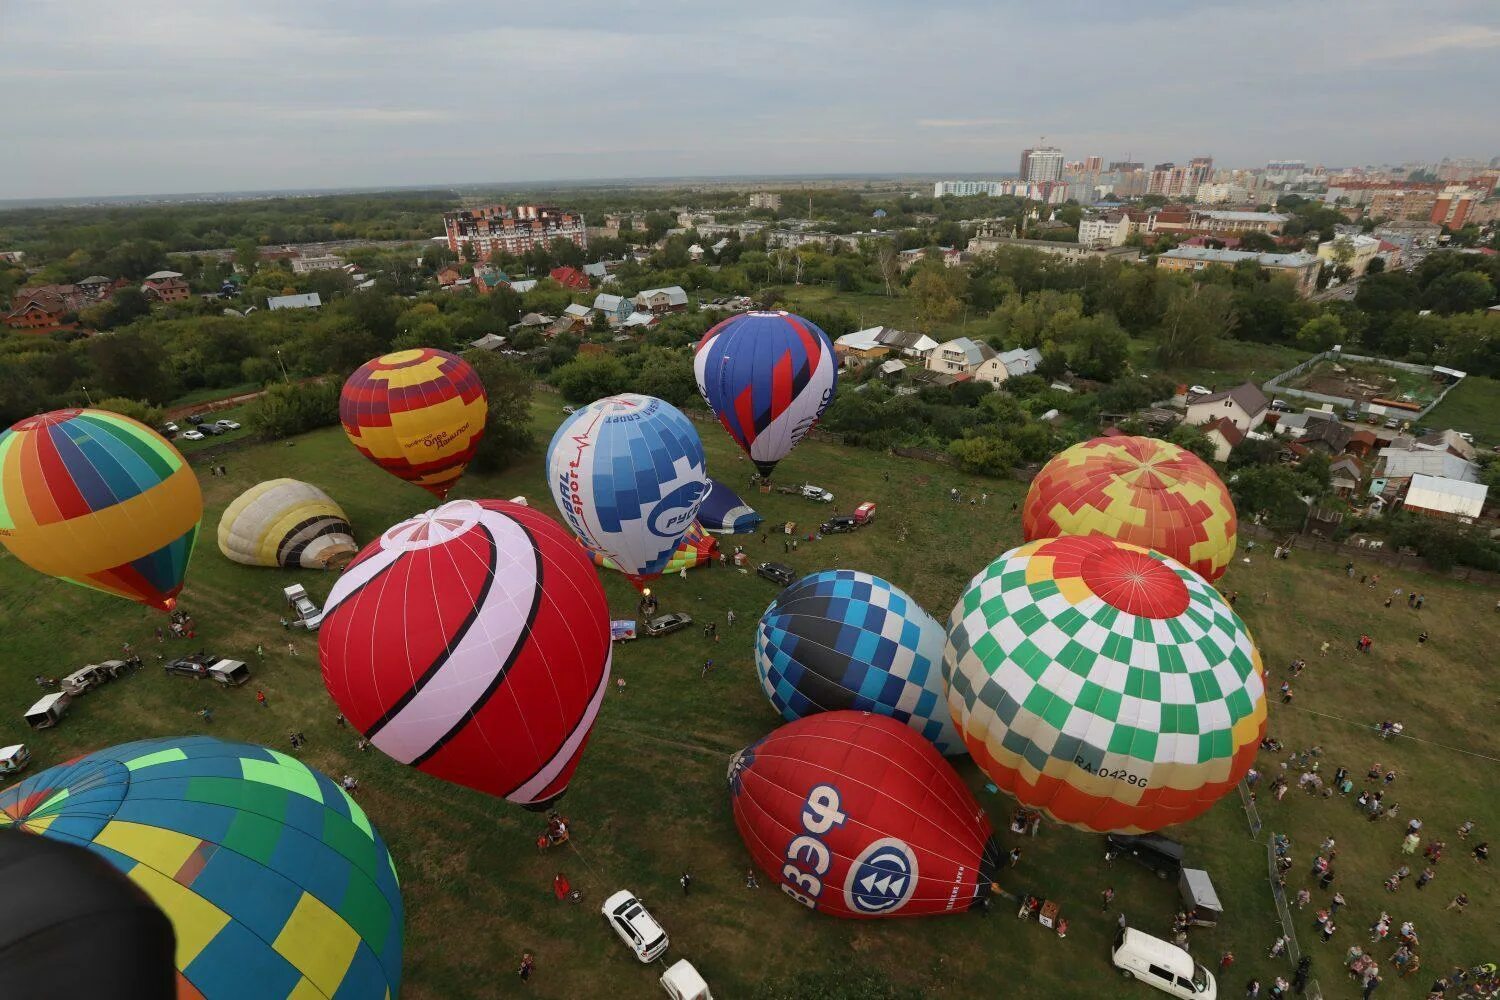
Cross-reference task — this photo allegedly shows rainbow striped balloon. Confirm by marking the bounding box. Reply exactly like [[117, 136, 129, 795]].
[[340, 348, 488, 498], [0, 408, 202, 611]]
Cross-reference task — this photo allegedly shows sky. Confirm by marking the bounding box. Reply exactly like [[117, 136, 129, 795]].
[[4, 0, 1499, 199]]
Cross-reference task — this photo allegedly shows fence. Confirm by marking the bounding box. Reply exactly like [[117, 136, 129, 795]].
[[1262, 349, 1464, 419], [1265, 832, 1323, 1000], [1242, 521, 1500, 586], [1237, 780, 1263, 839]]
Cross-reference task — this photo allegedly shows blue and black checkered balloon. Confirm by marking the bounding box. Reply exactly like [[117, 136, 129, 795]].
[[755, 569, 963, 755]]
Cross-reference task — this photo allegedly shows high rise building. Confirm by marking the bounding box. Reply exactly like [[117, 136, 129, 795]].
[[1084, 155, 1103, 173], [442, 204, 586, 261], [1020, 146, 1064, 183], [1189, 156, 1214, 190]]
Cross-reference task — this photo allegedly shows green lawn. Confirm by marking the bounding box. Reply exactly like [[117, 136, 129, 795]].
[[1424, 374, 1500, 447], [1130, 337, 1313, 393], [1, 401, 1494, 999], [169, 383, 261, 409]]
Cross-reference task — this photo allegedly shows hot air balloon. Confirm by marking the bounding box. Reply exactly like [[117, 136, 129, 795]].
[[216, 478, 356, 569], [944, 535, 1267, 834], [546, 394, 707, 585], [587, 521, 718, 576], [697, 478, 763, 535], [755, 570, 962, 755], [693, 310, 837, 479], [340, 348, 488, 498], [319, 499, 612, 808], [1023, 435, 1237, 582], [0, 736, 403, 999], [0, 408, 201, 611], [728, 711, 1000, 919]]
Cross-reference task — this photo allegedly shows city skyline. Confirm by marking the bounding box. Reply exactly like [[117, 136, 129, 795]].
[[4, 0, 1499, 200]]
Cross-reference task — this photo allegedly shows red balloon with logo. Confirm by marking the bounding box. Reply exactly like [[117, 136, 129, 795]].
[[728, 711, 1001, 919]]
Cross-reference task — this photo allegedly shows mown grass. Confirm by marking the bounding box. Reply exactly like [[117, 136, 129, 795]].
[[1424, 374, 1500, 447], [1, 400, 1493, 999]]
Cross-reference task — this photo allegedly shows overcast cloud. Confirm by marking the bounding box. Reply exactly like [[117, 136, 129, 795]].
[[3, 0, 1498, 198]]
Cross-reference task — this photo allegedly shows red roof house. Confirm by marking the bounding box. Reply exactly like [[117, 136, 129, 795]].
[[548, 266, 591, 291]]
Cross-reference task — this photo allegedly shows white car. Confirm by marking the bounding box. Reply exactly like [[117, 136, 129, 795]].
[[215, 419, 241, 430], [602, 890, 668, 963], [1188, 385, 1212, 397], [181, 429, 205, 441], [800, 484, 834, 503], [164, 421, 179, 434]]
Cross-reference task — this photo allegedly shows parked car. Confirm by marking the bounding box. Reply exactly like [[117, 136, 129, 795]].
[[1269, 399, 1291, 412], [800, 484, 834, 503], [820, 515, 856, 534], [284, 584, 324, 630], [757, 562, 797, 587], [200, 423, 224, 436], [563, 404, 577, 414], [1112, 927, 1216, 999], [181, 429, 205, 441], [1384, 416, 1401, 429], [1457, 431, 1474, 443], [1342, 409, 1360, 421], [602, 890, 669, 963], [853, 501, 877, 526], [187, 414, 205, 425], [164, 653, 250, 687], [660, 959, 714, 1000], [214, 419, 241, 431], [60, 658, 133, 695], [1188, 385, 1212, 397], [643, 612, 693, 637], [0, 743, 32, 779], [24, 692, 71, 730], [1106, 832, 1184, 880]]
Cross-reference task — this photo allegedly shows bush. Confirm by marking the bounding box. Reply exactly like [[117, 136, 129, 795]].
[[94, 396, 166, 429], [248, 379, 341, 440], [948, 434, 1020, 476]]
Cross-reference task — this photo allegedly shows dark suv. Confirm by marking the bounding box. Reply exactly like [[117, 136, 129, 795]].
[[757, 562, 796, 587], [1106, 832, 1184, 880], [820, 515, 856, 534]]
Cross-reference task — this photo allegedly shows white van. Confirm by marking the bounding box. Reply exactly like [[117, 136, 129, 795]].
[[1112, 927, 1216, 999], [0, 743, 31, 777], [660, 959, 713, 1000], [25, 692, 72, 729]]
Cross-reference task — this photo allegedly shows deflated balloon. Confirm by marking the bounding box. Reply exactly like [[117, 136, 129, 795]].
[[217, 478, 356, 569], [0, 408, 201, 611]]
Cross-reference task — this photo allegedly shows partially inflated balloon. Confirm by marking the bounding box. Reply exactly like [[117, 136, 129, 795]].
[[945, 535, 1267, 833], [587, 521, 717, 576], [320, 499, 612, 807], [217, 478, 356, 569], [1023, 435, 1237, 581], [0, 736, 403, 999], [694, 311, 837, 478], [340, 348, 487, 498], [697, 478, 762, 535], [546, 394, 707, 584], [0, 409, 201, 611], [729, 712, 1000, 919]]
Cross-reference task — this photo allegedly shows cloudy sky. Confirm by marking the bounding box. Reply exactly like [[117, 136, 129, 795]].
[[4, 0, 1498, 199]]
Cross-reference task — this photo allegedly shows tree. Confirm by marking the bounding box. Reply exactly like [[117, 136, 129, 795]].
[[628, 347, 698, 406], [1237, 231, 1279, 253], [908, 267, 961, 328], [947, 434, 1019, 476], [1228, 465, 1310, 531], [552, 354, 629, 402], [234, 239, 260, 277], [248, 380, 341, 439], [94, 396, 166, 429], [1167, 422, 1217, 463], [1295, 313, 1346, 352], [1365, 255, 1386, 275], [1328, 237, 1356, 271], [1423, 270, 1495, 315], [1155, 285, 1236, 368], [88, 331, 176, 402], [1066, 314, 1130, 381], [465, 352, 533, 472]]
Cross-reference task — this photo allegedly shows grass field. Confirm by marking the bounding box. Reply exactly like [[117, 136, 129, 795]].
[[1425, 374, 1500, 447], [1286, 359, 1443, 410], [1, 401, 1494, 999]]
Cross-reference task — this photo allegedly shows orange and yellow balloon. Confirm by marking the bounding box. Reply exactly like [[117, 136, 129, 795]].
[[340, 348, 488, 498], [0, 408, 202, 611], [1022, 435, 1237, 582]]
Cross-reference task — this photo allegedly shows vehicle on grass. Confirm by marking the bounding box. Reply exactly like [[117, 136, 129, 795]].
[[1188, 385, 1212, 397], [661, 959, 714, 1000], [24, 692, 71, 729], [164, 653, 250, 687], [1111, 927, 1216, 999], [800, 484, 834, 503], [563, 404, 577, 414], [60, 658, 133, 695], [757, 562, 796, 587], [1458, 431, 1474, 443], [181, 429, 205, 441], [820, 515, 856, 534], [200, 423, 224, 436], [187, 414, 205, 425], [1178, 867, 1222, 927], [853, 501, 877, 526], [643, 612, 692, 637], [284, 584, 325, 630], [1384, 416, 1401, 429], [602, 890, 669, 963], [214, 419, 241, 431], [0, 743, 32, 778], [1106, 831, 1184, 880], [1269, 399, 1292, 412]]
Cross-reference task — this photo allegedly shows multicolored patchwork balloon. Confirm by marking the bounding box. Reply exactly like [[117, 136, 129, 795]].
[[694, 310, 837, 478], [756, 570, 962, 755], [0, 736, 403, 999], [340, 348, 488, 498], [586, 521, 718, 576], [1022, 435, 1237, 581], [546, 394, 707, 585], [320, 499, 612, 808], [0, 408, 201, 611], [217, 478, 356, 569], [945, 534, 1266, 834]]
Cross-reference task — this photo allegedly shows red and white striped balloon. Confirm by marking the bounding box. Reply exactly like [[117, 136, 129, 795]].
[[319, 499, 612, 807]]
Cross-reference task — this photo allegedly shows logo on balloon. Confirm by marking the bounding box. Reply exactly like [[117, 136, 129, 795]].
[[647, 481, 707, 538], [844, 837, 919, 915]]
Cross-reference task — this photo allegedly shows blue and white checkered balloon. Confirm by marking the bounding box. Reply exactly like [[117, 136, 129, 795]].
[[547, 394, 708, 581], [755, 569, 963, 755]]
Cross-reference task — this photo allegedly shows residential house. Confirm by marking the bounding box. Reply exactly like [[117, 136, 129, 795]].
[[832, 327, 891, 366], [473, 267, 510, 294], [1299, 418, 1354, 454], [925, 337, 995, 376], [687, 244, 706, 263], [267, 292, 322, 311], [1316, 234, 1382, 277], [75, 275, 115, 301], [290, 254, 346, 274], [634, 286, 689, 313], [592, 293, 634, 326], [436, 266, 463, 288], [1377, 446, 1478, 482], [1078, 212, 1131, 247], [1201, 416, 1246, 462], [1157, 247, 1322, 297], [1374, 240, 1404, 270], [833, 326, 938, 367], [973, 347, 1044, 386], [622, 311, 658, 329], [582, 261, 618, 285], [548, 266, 591, 291], [509, 279, 538, 294], [1328, 455, 1364, 497], [1401, 474, 1487, 520], [967, 233, 1140, 263], [3, 288, 76, 334], [141, 270, 191, 302], [1414, 429, 1476, 461], [546, 303, 594, 336], [1346, 430, 1379, 460], [1185, 383, 1270, 435], [1194, 210, 1288, 234], [469, 333, 508, 351]]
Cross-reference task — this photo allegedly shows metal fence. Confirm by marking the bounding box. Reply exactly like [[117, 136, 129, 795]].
[[1265, 831, 1323, 1000], [1238, 780, 1263, 839]]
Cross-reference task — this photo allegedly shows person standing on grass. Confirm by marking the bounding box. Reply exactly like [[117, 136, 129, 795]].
[[1292, 956, 1311, 994], [1362, 974, 1380, 998], [1474, 842, 1489, 863], [680, 871, 692, 896], [517, 951, 534, 983], [1219, 951, 1235, 975], [1417, 631, 1428, 645], [1268, 935, 1288, 959], [1245, 978, 1260, 999], [1330, 892, 1346, 915], [256, 690, 268, 709], [1008, 847, 1022, 868], [1100, 887, 1114, 911]]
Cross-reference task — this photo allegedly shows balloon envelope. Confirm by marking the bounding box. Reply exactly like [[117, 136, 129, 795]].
[[694, 311, 837, 477], [0, 736, 403, 999], [217, 478, 356, 569], [340, 348, 488, 498], [756, 570, 962, 755], [697, 477, 763, 535], [320, 499, 612, 807], [729, 711, 999, 919], [587, 521, 717, 575], [0, 408, 201, 611], [546, 394, 708, 583], [1023, 435, 1237, 582], [945, 534, 1267, 833]]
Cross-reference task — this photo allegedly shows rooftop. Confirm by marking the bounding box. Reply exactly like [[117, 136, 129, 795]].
[[1190, 382, 1270, 416], [1202, 211, 1289, 223], [1161, 246, 1319, 268]]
